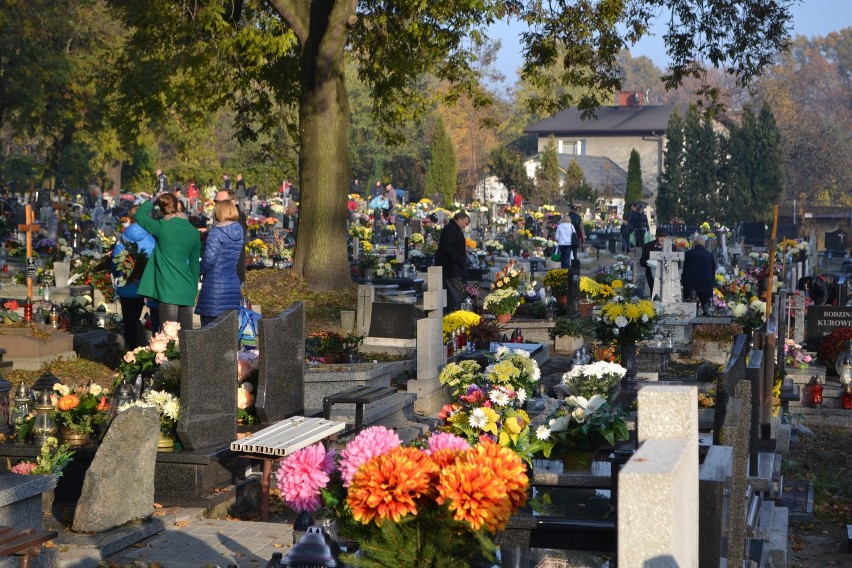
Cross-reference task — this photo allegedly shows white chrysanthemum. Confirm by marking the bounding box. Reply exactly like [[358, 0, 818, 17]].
[[535, 425, 551, 441], [731, 303, 747, 317], [614, 316, 629, 328], [571, 407, 587, 423], [469, 408, 488, 429], [516, 387, 527, 405], [489, 389, 511, 407], [161, 400, 180, 421], [641, 314, 649, 322]]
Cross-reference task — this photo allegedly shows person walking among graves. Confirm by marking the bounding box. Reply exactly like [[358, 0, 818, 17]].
[[222, 173, 232, 191], [134, 192, 201, 332], [216, 189, 248, 285], [555, 215, 577, 270], [112, 205, 156, 350], [681, 235, 716, 315], [640, 227, 667, 300], [436, 211, 471, 312], [155, 169, 168, 193], [568, 204, 585, 261], [629, 203, 649, 251], [195, 199, 244, 327]]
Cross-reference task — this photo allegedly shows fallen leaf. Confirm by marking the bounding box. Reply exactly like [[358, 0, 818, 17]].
[[175, 521, 190, 527], [235, 552, 245, 558], [153, 503, 163, 508]]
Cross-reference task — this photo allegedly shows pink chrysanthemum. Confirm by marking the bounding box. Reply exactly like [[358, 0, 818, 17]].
[[276, 443, 336, 513], [339, 426, 401, 487], [425, 432, 470, 455]]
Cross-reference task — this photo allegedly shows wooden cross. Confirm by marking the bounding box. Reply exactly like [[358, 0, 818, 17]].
[[17, 204, 40, 301]]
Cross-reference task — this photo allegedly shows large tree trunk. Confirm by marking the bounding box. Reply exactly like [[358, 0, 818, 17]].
[[287, 0, 353, 291]]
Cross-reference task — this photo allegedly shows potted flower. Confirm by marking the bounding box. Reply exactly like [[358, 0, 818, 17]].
[[9, 437, 75, 515], [116, 322, 181, 384], [483, 289, 520, 323], [466, 318, 504, 350], [358, 252, 379, 280], [536, 395, 629, 469], [728, 298, 767, 333], [542, 269, 571, 304], [0, 300, 22, 324], [549, 316, 591, 353], [53, 382, 111, 446]]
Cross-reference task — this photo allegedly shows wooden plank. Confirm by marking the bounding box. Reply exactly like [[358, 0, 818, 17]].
[[0, 528, 57, 557]]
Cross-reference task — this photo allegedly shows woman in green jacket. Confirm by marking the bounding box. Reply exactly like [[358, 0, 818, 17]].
[[134, 193, 201, 332]]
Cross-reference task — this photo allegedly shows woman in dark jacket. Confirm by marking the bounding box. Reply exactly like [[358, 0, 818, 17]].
[[195, 199, 245, 326]]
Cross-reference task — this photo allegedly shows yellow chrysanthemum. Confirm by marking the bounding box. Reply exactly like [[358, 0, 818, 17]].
[[602, 303, 624, 320], [611, 279, 623, 289], [362, 241, 373, 252], [465, 237, 477, 249], [488, 360, 520, 384], [57, 394, 80, 411], [624, 303, 643, 322], [637, 300, 657, 318], [347, 446, 439, 525]]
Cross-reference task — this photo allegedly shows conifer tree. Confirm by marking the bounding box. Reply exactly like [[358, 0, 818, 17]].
[[425, 117, 457, 207], [656, 109, 684, 224], [534, 136, 562, 205], [625, 149, 643, 206], [752, 103, 784, 220], [679, 107, 720, 224], [564, 160, 596, 204]]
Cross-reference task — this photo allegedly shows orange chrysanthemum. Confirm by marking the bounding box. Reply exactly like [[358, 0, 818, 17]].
[[437, 440, 529, 533], [428, 448, 465, 470], [57, 394, 80, 411], [347, 446, 439, 525]]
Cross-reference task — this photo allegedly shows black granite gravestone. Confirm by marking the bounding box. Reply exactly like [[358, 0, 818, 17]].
[[177, 311, 238, 450], [368, 302, 416, 339], [824, 229, 847, 253], [777, 225, 798, 241], [739, 222, 766, 246], [256, 302, 305, 423]]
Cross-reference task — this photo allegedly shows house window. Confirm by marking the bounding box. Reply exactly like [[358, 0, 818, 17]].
[[558, 139, 583, 155]]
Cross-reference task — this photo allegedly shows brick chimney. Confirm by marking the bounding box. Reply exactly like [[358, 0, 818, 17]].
[[617, 91, 645, 107]]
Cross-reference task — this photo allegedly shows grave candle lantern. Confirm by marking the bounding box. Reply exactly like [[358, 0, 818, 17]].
[[32, 390, 57, 446], [810, 376, 824, 406]]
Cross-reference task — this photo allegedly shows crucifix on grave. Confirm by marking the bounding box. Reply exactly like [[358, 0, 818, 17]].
[[649, 237, 684, 303], [18, 204, 40, 322]]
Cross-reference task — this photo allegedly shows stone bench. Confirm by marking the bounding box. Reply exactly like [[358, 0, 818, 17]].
[[231, 416, 345, 521], [323, 386, 398, 433]]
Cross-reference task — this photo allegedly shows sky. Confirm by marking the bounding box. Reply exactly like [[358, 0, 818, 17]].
[[487, 0, 852, 87]]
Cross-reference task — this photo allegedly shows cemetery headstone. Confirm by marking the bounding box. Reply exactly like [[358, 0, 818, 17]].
[[368, 302, 416, 340], [176, 311, 239, 450], [53, 261, 70, 288], [409, 265, 449, 414], [740, 222, 766, 246], [650, 237, 684, 303], [356, 285, 375, 335], [72, 406, 159, 532], [792, 293, 806, 343], [805, 305, 852, 351], [824, 229, 847, 253], [722, 380, 753, 568], [256, 303, 305, 423]]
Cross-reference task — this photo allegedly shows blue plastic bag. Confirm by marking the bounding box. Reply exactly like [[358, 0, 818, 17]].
[[238, 305, 261, 349]]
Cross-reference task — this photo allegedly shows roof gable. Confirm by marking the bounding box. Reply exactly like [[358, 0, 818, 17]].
[[525, 105, 675, 136]]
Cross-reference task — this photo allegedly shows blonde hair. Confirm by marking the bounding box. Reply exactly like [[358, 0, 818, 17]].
[[214, 199, 239, 223]]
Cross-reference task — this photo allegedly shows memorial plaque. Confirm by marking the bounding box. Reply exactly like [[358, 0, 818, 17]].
[[805, 305, 852, 350], [368, 302, 416, 339], [25, 257, 36, 280]]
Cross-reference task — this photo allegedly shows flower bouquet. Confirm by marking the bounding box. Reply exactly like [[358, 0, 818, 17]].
[[276, 428, 529, 567], [595, 295, 658, 343], [784, 339, 813, 369], [53, 382, 111, 435], [536, 395, 629, 456], [120, 390, 181, 438], [728, 298, 766, 331], [579, 276, 614, 303], [437, 347, 542, 462], [490, 260, 524, 291], [117, 322, 181, 384], [483, 288, 520, 318], [305, 331, 346, 360], [561, 361, 626, 400]]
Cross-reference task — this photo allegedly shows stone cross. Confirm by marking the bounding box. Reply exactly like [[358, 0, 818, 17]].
[[17, 204, 40, 301], [791, 293, 805, 343], [649, 237, 684, 303]]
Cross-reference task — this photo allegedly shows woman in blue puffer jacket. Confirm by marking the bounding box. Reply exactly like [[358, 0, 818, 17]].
[[113, 205, 156, 350], [195, 199, 245, 326]]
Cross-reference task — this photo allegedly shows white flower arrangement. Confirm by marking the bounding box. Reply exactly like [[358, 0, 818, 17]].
[[562, 361, 625, 400]]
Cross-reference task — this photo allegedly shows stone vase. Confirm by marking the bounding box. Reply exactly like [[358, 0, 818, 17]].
[[619, 341, 638, 380], [42, 486, 55, 516], [554, 335, 583, 354]]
